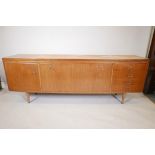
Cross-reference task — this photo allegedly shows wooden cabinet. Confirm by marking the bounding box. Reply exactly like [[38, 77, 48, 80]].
[[2, 55, 149, 103]]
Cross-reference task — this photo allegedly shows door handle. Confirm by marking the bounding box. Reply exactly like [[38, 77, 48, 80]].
[[49, 65, 52, 70], [32, 71, 36, 75]]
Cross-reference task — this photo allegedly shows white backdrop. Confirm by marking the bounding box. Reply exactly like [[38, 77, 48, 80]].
[[0, 26, 152, 82]]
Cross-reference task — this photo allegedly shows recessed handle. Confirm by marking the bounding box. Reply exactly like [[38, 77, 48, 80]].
[[97, 65, 104, 70], [49, 65, 52, 70], [32, 71, 36, 75]]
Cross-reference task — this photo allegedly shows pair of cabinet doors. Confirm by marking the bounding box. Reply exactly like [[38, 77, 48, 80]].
[[4, 60, 148, 93]]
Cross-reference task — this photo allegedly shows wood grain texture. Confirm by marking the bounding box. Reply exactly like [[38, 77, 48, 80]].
[[2, 54, 149, 94], [39, 61, 113, 93], [3, 62, 41, 92], [3, 54, 148, 61], [111, 62, 149, 93]]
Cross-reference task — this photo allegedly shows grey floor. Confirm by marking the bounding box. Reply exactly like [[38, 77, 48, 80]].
[[146, 93, 155, 103], [0, 83, 155, 129]]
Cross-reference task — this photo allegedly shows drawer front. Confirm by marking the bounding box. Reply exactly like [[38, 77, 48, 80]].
[[111, 62, 148, 93], [39, 61, 113, 93], [127, 63, 148, 92]]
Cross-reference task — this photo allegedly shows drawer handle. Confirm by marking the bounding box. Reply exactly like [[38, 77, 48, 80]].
[[97, 66, 104, 70], [128, 75, 134, 78]]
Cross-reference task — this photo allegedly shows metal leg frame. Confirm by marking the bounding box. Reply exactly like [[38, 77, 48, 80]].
[[26, 92, 31, 103], [112, 93, 125, 104]]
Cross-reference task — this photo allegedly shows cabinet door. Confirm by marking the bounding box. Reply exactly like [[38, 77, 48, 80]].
[[4, 62, 41, 92], [111, 62, 148, 93], [39, 61, 113, 93]]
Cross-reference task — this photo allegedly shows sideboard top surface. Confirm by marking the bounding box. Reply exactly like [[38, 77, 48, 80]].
[[3, 54, 148, 61]]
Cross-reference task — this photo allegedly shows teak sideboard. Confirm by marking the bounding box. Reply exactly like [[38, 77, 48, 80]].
[[2, 54, 149, 103]]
